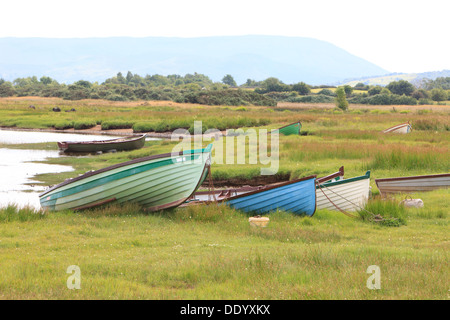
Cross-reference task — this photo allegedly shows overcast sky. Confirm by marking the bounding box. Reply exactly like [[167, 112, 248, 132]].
[[1, 0, 449, 74]]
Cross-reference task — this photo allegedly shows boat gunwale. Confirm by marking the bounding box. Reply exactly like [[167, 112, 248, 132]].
[[375, 172, 450, 183], [268, 121, 302, 135], [58, 134, 146, 147], [277, 120, 302, 131], [40, 145, 212, 197], [317, 170, 370, 189]]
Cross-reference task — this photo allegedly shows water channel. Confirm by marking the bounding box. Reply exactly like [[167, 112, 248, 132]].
[[0, 129, 157, 209]]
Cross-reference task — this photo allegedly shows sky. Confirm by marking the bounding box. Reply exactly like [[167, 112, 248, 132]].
[[1, 0, 449, 74]]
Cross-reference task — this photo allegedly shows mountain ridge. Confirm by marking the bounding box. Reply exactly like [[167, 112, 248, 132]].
[[0, 35, 389, 85], [340, 69, 450, 87]]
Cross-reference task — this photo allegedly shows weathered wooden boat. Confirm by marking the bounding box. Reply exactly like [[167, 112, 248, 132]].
[[316, 170, 371, 212], [186, 175, 317, 216], [375, 173, 450, 196], [382, 122, 412, 134], [57, 134, 146, 153], [40, 144, 212, 211], [316, 166, 345, 184], [274, 121, 302, 135]]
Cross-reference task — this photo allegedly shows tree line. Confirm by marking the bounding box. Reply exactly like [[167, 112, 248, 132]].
[[0, 72, 449, 107]]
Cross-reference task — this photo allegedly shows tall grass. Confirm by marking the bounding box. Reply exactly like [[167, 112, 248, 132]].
[[365, 148, 449, 171], [358, 198, 407, 227], [0, 204, 47, 223]]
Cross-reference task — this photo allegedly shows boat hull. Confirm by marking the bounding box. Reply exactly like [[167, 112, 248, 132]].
[[316, 171, 371, 212], [224, 175, 317, 216], [382, 122, 412, 134], [375, 173, 450, 195], [40, 145, 212, 211], [58, 134, 146, 153], [277, 121, 302, 135]]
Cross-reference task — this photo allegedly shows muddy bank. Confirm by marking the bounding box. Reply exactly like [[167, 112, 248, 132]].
[[0, 125, 228, 140]]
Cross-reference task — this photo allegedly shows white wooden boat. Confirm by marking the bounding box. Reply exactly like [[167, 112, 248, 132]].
[[382, 122, 412, 134], [375, 173, 450, 196], [316, 171, 371, 212]]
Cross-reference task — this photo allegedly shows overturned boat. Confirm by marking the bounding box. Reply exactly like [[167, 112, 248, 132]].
[[375, 173, 450, 196], [382, 122, 412, 134], [40, 144, 212, 211]]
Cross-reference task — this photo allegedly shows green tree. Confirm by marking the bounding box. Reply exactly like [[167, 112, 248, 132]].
[[292, 82, 310, 95], [343, 85, 353, 97], [335, 87, 348, 111], [74, 80, 92, 89], [387, 80, 415, 96], [222, 74, 237, 87], [40, 76, 56, 85], [430, 88, 447, 102], [368, 86, 383, 96]]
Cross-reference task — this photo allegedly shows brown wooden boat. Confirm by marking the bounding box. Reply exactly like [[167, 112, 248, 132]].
[[58, 134, 146, 153]]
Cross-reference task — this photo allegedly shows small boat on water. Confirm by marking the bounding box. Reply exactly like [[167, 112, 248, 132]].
[[274, 121, 302, 135], [375, 173, 450, 196], [186, 175, 317, 216], [382, 122, 412, 134], [57, 134, 146, 153], [40, 144, 212, 211], [316, 170, 371, 212]]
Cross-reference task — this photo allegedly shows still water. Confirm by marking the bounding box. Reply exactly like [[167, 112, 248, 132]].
[[0, 130, 124, 209]]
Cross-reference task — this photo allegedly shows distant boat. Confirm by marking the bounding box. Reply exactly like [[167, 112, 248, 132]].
[[375, 173, 450, 196], [186, 175, 317, 216], [382, 122, 412, 134], [40, 144, 212, 211], [274, 121, 302, 135], [316, 171, 371, 212], [57, 134, 146, 153]]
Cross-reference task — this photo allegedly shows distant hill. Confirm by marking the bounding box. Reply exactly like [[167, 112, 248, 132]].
[[341, 70, 450, 87], [0, 36, 389, 85]]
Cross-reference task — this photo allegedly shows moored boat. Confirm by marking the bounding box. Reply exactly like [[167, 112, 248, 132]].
[[316, 171, 371, 212], [40, 144, 212, 211], [275, 121, 302, 135], [57, 134, 146, 153], [382, 122, 412, 134], [375, 173, 450, 196]]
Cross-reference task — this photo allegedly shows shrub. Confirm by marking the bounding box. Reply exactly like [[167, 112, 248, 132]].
[[101, 120, 134, 130], [285, 95, 334, 103], [73, 120, 97, 130]]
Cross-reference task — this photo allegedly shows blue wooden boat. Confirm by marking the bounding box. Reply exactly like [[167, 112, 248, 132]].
[[188, 175, 317, 216], [224, 175, 317, 216]]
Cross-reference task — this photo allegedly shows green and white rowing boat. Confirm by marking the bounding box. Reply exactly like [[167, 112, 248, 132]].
[[40, 144, 212, 212]]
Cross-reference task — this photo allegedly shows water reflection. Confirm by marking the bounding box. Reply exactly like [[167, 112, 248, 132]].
[[0, 148, 73, 209]]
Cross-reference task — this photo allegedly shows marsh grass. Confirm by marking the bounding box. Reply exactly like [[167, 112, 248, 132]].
[[0, 97, 448, 299], [358, 198, 407, 227], [0, 204, 47, 223]]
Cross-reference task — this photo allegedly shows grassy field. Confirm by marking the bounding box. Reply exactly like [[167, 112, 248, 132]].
[[0, 97, 448, 300]]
